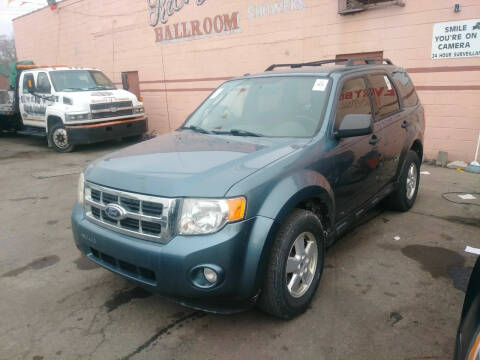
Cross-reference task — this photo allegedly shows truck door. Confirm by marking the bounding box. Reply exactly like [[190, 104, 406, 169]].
[[365, 73, 405, 184], [329, 76, 384, 219], [20, 72, 52, 127]]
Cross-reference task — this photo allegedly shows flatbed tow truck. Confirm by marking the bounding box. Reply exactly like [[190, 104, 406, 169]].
[[0, 62, 147, 152]]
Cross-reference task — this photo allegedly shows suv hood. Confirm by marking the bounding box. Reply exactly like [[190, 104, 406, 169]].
[[85, 131, 308, 197]]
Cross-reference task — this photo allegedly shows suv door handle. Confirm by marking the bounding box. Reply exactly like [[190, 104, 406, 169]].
[[369, 134, 380, 145], [401, 120, 410, 128]]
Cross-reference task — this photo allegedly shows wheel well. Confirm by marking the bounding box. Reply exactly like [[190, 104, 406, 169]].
[[410, 140, 423, 161], [47, 115, 62, 133], [296, 198, 331, 231]]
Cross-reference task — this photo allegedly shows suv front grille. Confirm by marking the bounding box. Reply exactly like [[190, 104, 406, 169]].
[[84, 182, 176, 243]]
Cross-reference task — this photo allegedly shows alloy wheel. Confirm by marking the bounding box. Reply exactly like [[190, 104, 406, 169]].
[[285, 232, 318, 298]]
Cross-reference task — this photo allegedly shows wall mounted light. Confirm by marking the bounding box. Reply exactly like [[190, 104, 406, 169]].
[[454, 4, 461, 12]]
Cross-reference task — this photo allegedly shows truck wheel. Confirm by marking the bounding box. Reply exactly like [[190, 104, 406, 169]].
[[384, 150, 420, 211], [49, 123, 75, 153], [258, 209, 325, 319]]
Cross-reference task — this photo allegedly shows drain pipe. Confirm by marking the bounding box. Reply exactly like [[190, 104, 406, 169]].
[[466, 130, 480, 173]]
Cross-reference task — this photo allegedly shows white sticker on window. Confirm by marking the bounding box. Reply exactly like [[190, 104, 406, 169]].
[[384, 76, 392, 91], [312, 79, 328, 92], [210, 88, 223, 99]]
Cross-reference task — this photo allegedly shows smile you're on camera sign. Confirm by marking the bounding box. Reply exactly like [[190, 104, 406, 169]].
[[431, 19, 480, 59]]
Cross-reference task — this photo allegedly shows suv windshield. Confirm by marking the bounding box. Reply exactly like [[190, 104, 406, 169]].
[[183, 76, 330, 137], [49, 70, 116, 92]]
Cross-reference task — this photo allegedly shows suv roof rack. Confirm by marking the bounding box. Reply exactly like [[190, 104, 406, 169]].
[[345, 58, 393, 66], [265, 58, 394, 71]]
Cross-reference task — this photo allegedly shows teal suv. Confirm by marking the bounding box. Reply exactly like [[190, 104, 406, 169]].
[[72, 58, 425, 319]]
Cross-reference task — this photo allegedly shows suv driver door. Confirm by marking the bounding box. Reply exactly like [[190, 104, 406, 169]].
[[328, 75, 385, 220]]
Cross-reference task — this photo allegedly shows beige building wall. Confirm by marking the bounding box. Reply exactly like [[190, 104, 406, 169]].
[[13, 0, 480, 162]]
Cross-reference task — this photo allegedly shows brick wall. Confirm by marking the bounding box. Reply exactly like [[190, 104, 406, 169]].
[[12, 0, 480, 161]]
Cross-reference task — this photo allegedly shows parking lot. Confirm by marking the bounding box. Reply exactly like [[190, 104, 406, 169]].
[[1, 134, 479, 360]]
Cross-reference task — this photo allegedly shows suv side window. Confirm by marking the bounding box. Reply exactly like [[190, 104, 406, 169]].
[[367, 74, 400, 120], [22, 73, 35, 93], [335, 77, 372, 129], [391, 70, 419, 107], [36, 72, 52, 93]]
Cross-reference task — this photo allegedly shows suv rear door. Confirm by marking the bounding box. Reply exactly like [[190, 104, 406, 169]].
[[366, 72, 406, 183], [329, 75, 385, 220]]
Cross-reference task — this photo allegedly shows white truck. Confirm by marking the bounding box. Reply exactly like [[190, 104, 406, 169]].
[[0, 64, 147, 152]]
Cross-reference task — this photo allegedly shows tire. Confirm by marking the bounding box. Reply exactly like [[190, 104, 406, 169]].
[[384, 150, 420, 211], [258, 209, 326, 319], [48, 123, 75, 153]]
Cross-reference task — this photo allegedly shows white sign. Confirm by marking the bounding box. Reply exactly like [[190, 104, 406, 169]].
[[431, 19, 480, 60], [312, 79, 328, 92]]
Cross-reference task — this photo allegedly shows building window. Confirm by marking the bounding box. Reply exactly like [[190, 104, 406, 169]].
[[338, 0, 405, 15]]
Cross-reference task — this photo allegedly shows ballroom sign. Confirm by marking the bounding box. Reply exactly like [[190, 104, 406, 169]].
[[148, 0, 207, 26], [153, 12, 241, 43], [148, 0, 241, 44]]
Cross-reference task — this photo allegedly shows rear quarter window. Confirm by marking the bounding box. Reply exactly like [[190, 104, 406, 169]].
[[367, 74, 400, 120], [391, 71, 419, 108]]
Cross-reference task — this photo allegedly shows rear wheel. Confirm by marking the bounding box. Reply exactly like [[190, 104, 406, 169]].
[[258, 209, 325, 319], [384, 150, 420, 211], [49, 123, 75, 153]]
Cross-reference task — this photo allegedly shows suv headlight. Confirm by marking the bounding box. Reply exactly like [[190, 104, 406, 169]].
[[133, 107, 144, 114], [178, 197, 246, 235], [77, 172, 85, 204], [66, 113, 91, 121]]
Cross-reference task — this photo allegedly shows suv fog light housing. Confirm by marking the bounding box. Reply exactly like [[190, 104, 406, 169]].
[[178, 197, 246, 235], [134, 107, 144, 114], [203, 267, 218, 283]]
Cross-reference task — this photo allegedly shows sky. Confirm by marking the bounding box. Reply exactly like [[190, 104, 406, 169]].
[[0, 0, 47, 36]]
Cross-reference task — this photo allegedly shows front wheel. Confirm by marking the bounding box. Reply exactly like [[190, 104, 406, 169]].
[[258, 209, 325, 319], [384, 150, 420, 211], [49, 123, 75, 153]]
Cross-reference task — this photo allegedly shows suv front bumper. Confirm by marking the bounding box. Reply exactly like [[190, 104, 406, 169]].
[[71, 202, 275, 313]]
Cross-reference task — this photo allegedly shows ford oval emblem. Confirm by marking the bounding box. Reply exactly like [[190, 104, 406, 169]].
[[104, 203, 127, 220]]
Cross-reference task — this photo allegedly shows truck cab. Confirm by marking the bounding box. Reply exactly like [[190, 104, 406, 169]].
[[15, 66, 147, 152]]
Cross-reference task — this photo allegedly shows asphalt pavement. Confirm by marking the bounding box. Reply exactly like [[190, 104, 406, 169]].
[[1, 133, 479, 360]]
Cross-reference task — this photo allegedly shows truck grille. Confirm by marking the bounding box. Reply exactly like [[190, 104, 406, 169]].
[[90, 101, 134, 119], [84, 182, 176, 243], [91, 109, 133, 119], [90, 101, 132, 111]]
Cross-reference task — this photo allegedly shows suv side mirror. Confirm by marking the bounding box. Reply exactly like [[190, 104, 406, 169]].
[[335, 114, 373, 138]]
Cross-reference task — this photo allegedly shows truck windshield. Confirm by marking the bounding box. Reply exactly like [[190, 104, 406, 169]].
[[182, 76, 330, 137], [49, 70, 116, 92]]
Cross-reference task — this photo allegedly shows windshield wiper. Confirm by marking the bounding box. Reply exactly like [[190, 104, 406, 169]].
[[212, 129, 263, 137], [180, 125, 211, 134], [89, 86, 115, 90]]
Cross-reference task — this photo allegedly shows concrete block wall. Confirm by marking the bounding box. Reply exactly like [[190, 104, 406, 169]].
[[13, 0, 480, 162]]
